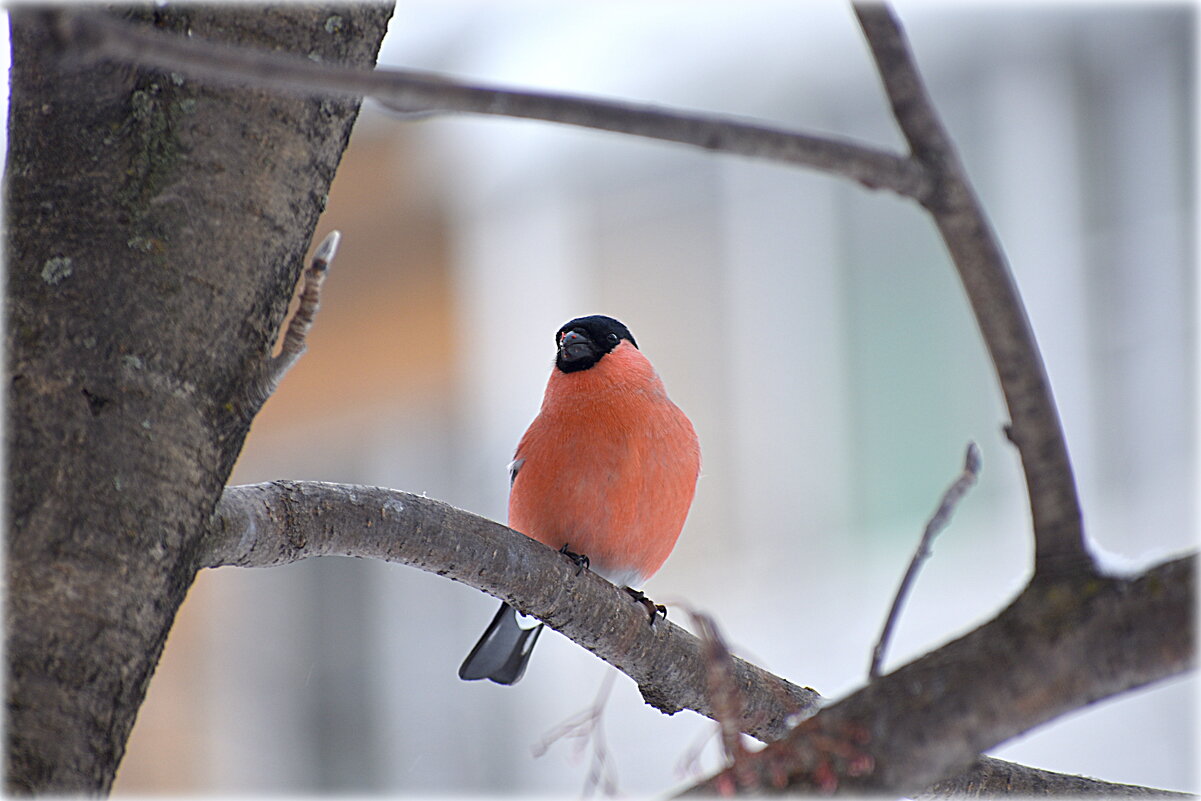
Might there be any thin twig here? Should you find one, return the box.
[273,231,339,370]
[59,9,930,200]
[869,443,982,679]
[533,670,620,797]
[852,4,1091,578]
[690,613,750,773]
[681,553,1194,796]
[236,231,339,420]
[674,727,719,784]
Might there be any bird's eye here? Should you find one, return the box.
[606,333,620,345]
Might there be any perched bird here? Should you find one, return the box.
[459,315,701,685]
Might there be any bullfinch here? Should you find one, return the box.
[459,315,701,685]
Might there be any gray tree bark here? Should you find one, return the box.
[4,5,391,792]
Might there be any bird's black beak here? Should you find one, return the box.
[558,330,595,363]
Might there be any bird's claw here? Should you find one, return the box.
[624,587,667,627]
[559,543,590,576]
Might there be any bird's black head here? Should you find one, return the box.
[555,315,638,373]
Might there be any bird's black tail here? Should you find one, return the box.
[458,601,544,684]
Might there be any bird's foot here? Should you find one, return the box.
[624,587,667,626]
[559,543,590,576]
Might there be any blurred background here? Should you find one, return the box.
[103,2,1194,795]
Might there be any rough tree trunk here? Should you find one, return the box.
[4,5,392,793]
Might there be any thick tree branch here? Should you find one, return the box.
[853,3,1090,578]
[210,482,1193,797]
[684,554,1194,795]
[207,481,821,742]
[59,8,929,199]
[920,755,1195,798]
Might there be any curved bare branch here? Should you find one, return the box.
[853,4,1091,578]
[682,554,1194,795]
[209,482,1193,797]
[207,481,821,742]
[60,8,929,199]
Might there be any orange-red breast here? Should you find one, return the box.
[459,315,701,684]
